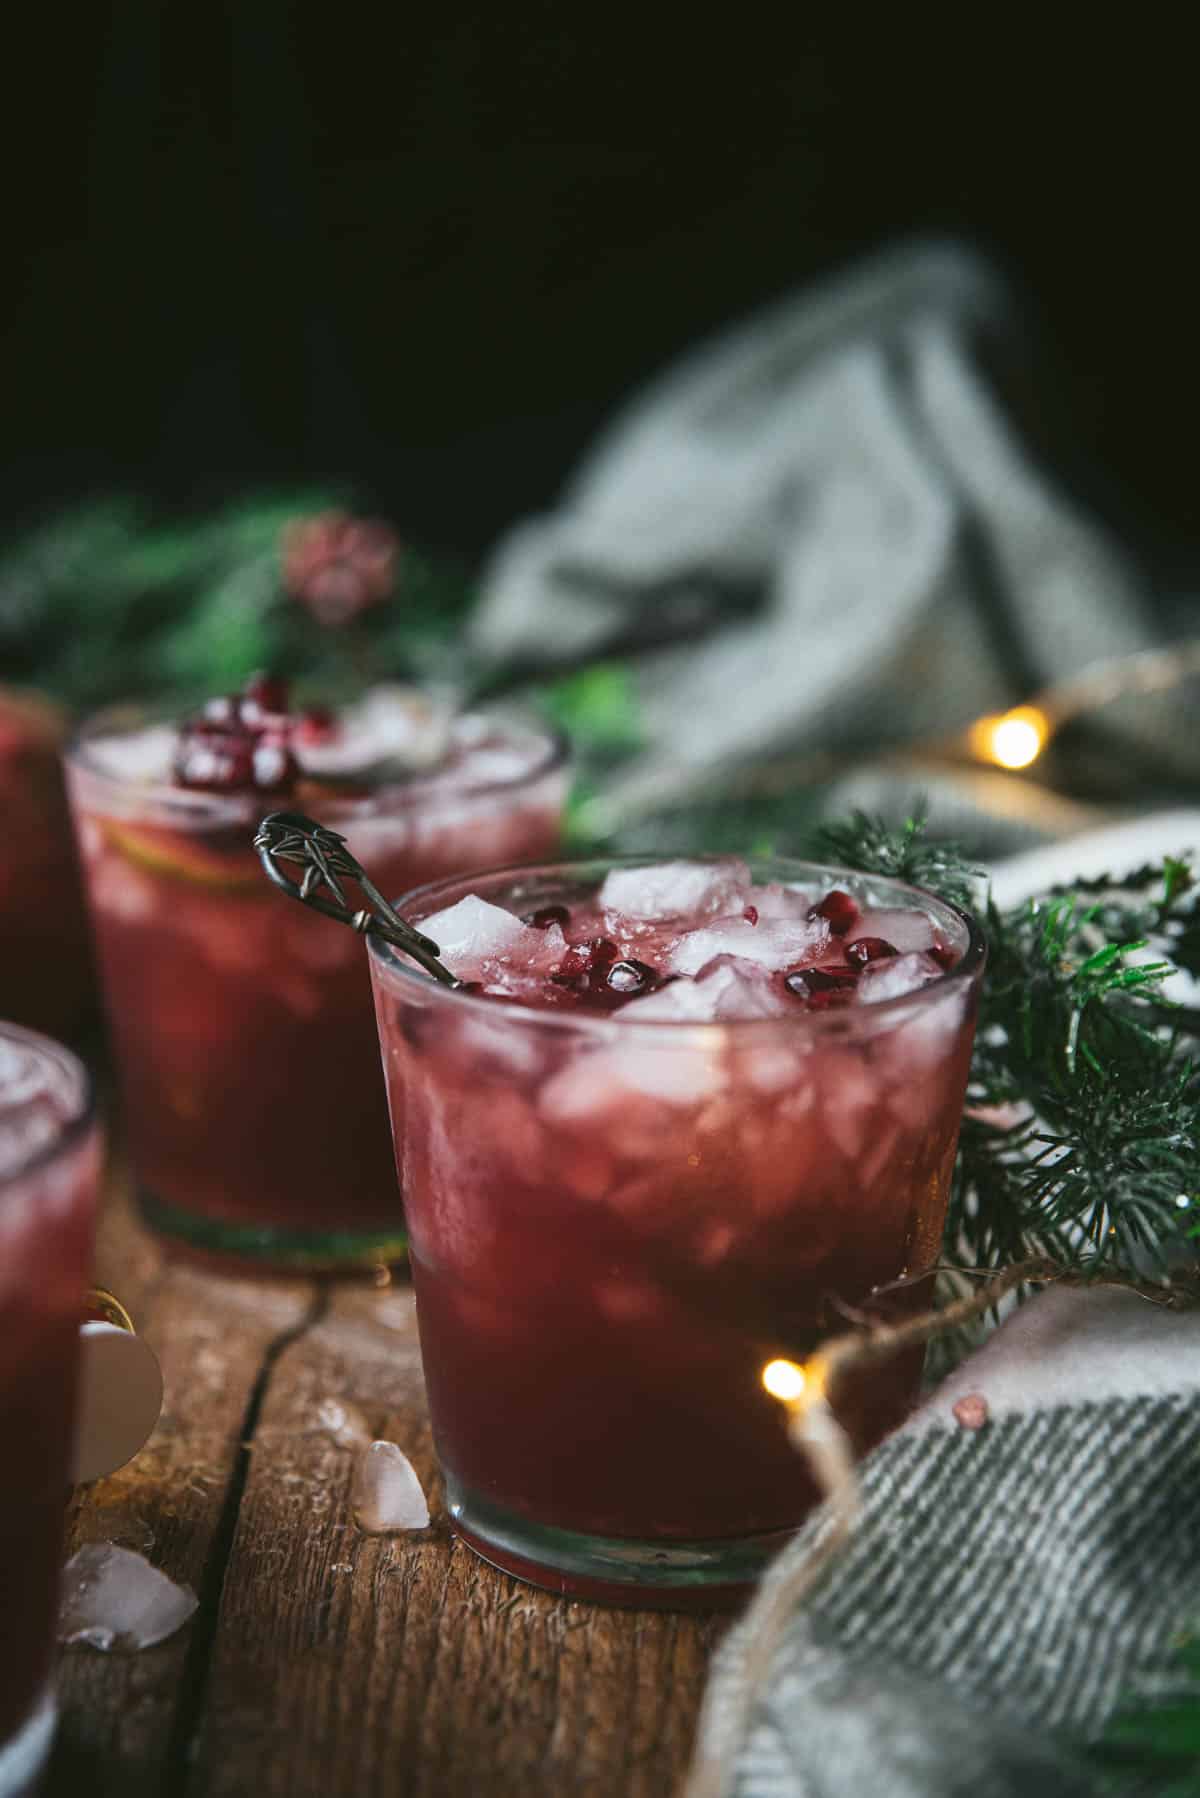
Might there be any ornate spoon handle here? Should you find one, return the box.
[253,810,460,987]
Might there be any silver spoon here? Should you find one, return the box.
[253,810,460,987]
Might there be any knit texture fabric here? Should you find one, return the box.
[697,1292,1200,1795]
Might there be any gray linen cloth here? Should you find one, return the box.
[472,241,1162,838]
[693,1288,1200,1798]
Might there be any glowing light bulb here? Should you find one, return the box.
[969,706,1048,770]
[762,1358,807,1402]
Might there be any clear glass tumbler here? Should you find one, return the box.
[368,857,985,1605]
[0,1022,101,1795]
[66,705,567,1270]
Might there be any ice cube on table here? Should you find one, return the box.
[599,860,750,921]
[417,894,536,979]
[852,907,938,954]
[667,916,829,976]
[353,1440,430,1533]
[58,1544,198,1651]
[856,951,945,1004]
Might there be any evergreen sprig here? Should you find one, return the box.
[0,493,476,710]
[823,806,1200,1283]
[1095,1632,1200,1794]
[814,800,983,912]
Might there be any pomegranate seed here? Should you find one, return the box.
[929,941,957,970]
[807,987,857,1010]
[784,967,857,997]
[743,904,759,925]
[587,937,620,966]
[845,936,898,968]
[296,703,338,745]
[202,695,241,726]
[251,735,299,794]
[524,904,570,931]
[550,948,590,986]
[607,959,657,996]
[173,725,257,792]
[808,889,859,936]
[242,671,291,718]
[173,705,299,795]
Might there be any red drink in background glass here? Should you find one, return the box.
[65,690,567,1269]
[0,1022,100,1793]
[0,689,94,1041]
[368,857,984,1605]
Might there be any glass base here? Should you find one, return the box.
[137,1188,408,1273]
[445,1472,795,1610]
[0,1691,54,1798]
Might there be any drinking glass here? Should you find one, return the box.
[0,1022,101,1795]
[66,705,567,1269]
[368,857,985,1604]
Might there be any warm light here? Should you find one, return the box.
[762,1358,808,1402]
[970,706,1048,771]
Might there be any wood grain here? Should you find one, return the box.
[48,1173,719,1797]
[191,1282,719,1797]
[48,1175,315,1797]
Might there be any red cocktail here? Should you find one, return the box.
[368,857,984,1604]
[0,1022,100,1793]
[0,688,94,1041]
[66,680,567,1268]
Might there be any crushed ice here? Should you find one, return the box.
[624,956,786,1022]
[418,894,537,979]
[598,860,749,921]
[58,1544,198,1651]
[852,907,937,954]
[666,916,828,977]
[856,952,944,1004]
[352,1440,430,1534]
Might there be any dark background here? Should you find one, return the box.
[4,11,1196,571]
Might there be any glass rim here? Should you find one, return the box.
[65,698,570,826]
[366,853,987,1038]
[0,1019,97,1193]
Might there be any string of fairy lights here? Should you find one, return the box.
[967,637,1200,772]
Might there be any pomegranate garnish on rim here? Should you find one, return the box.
[172,672,299,796]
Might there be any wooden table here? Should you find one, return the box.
[49,1175,719,1798]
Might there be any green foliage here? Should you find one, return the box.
[1095,1634,1200,1795]
[536,663,644,760]
[822,804,1200,1282]
[814,799,984,912]
[0,492,477,711]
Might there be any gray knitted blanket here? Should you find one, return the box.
[694,1291,1200,1797]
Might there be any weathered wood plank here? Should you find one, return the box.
[191,1282,718,1798]
[47,1175,316,1797]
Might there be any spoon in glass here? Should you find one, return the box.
[253,810,461,987]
